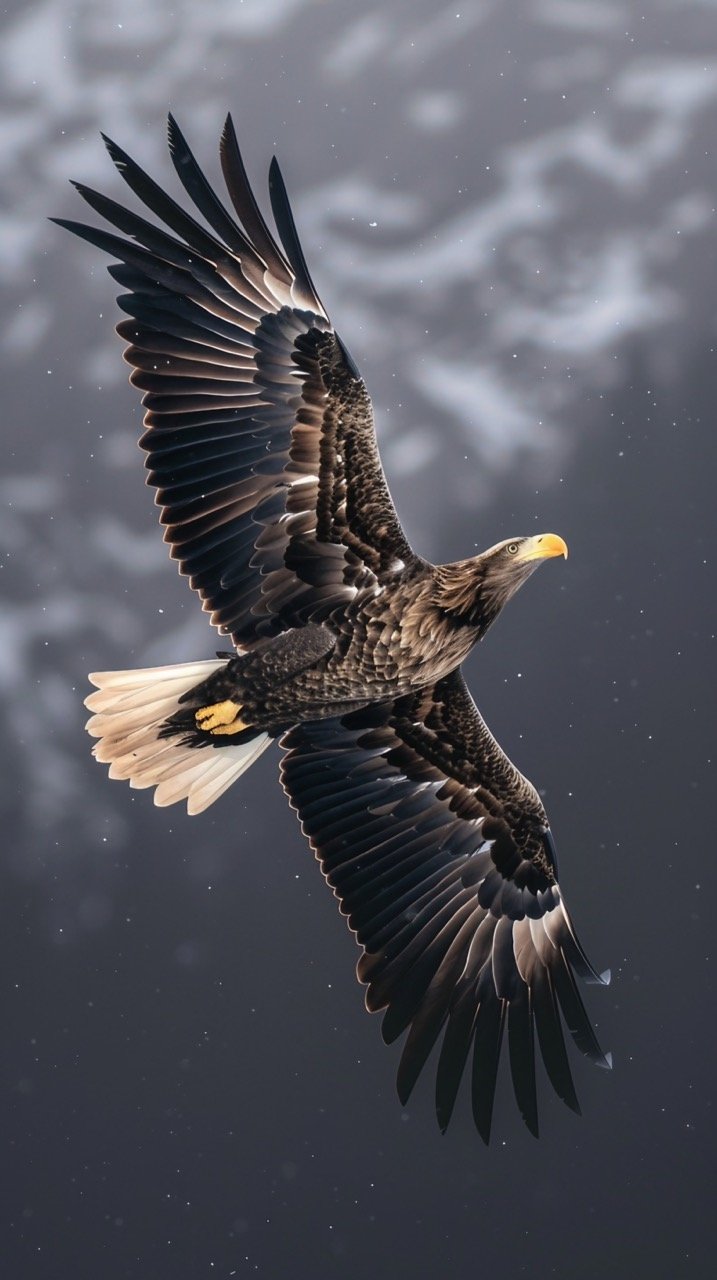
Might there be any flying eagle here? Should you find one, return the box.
[55,115,611,1142]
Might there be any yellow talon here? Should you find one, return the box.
[195,699,248,735]
[208,720,250,736]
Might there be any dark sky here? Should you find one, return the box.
[2,2,716,1277]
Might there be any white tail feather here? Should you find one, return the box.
[85,660,272,815]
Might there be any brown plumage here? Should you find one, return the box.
[56,115,611,1143]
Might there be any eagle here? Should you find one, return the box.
[54,115,611,1143]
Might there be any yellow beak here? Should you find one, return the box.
[514,532,568,562]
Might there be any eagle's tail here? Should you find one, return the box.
[84,660,273,815]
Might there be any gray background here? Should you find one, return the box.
[1,0,715,1276]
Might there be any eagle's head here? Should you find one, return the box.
[477,532,568,627]
[435,533,568,632]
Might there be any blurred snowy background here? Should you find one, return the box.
[1,2,715,1277]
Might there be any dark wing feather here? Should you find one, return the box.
[220,114,294,290]
[53,115,418,646]
[268,156,325,315]
[280,669,611,1143]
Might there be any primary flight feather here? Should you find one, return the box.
[55,114,611,1142]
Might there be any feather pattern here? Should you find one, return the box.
[281,669,611,1142]
[51,114,417,647]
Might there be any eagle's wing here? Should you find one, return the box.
[53,115,418,646]
[281,669,610,1142]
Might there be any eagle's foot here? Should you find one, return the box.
[195,699,248,735]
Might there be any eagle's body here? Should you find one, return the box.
[56,116,611,1143]
[178,564,484,732]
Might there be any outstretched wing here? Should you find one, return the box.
[53,115,418,646]
[281,669,610,1142]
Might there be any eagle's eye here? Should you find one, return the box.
[506,542,519,555]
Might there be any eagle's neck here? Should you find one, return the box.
[433,558,501,636]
